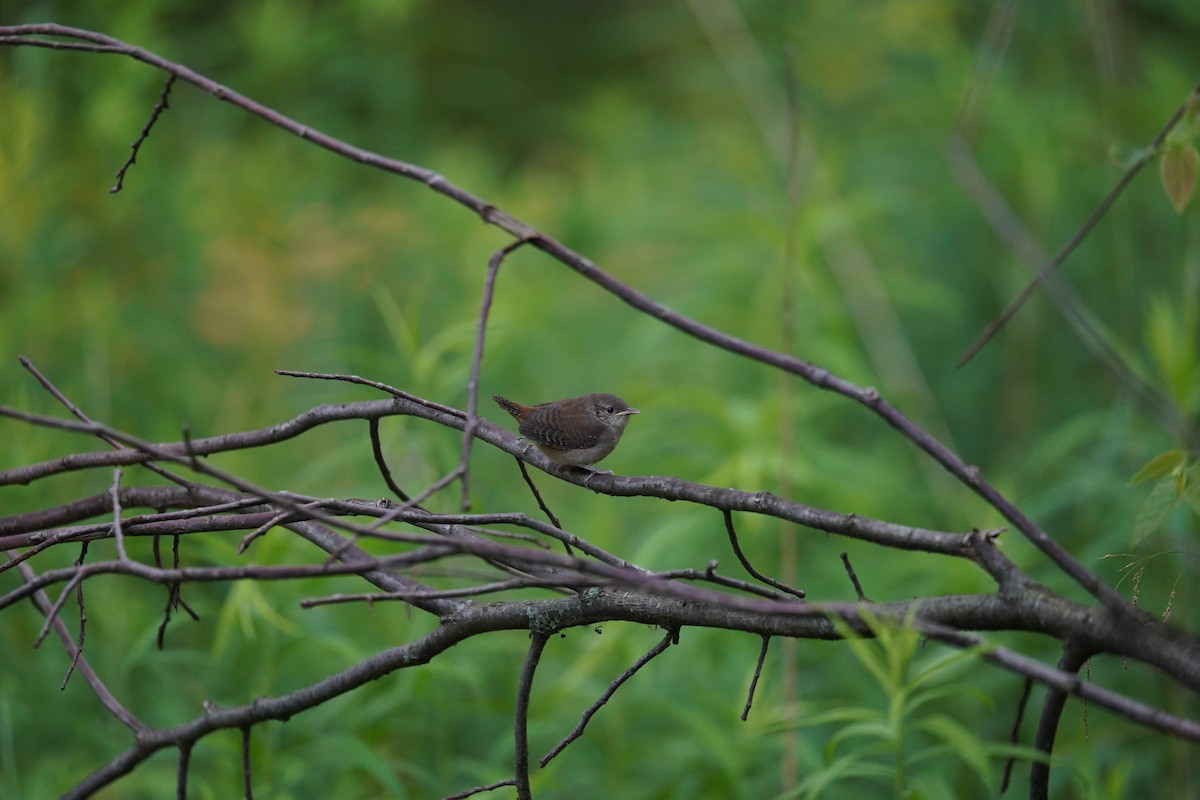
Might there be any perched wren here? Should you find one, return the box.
[491,392,639,470]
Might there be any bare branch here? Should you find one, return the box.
[510,456,570,554]
[60,548,87,689]
[957,81,1200,365]
[741,635,770,721]
[241,727,254,800]
[368,417,420,504]
[514,632,550,800]
[175,743,191,800]
[1000,677,1035,794]
[442,778,518,800]
[723,508,806,599]
[460,238,534,510]
[0,401,981,559]
[1028,643,1091,799]
[108,469,129,561]
[110,73,176,193]
[839,552,871,602]
[10,554,145,734]
[540,627,678,766]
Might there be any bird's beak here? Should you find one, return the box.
[619,408,640,416]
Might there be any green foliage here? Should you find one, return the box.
[3,1,1200,797]
[1159,94,1200,212]
[769,610,1047,800]
[1144,294,1200,412]
[1128,450,1200,547]
[1160,141,1199,212]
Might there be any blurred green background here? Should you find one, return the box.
[2,1,1199,798]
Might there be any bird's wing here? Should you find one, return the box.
[520,405,606,450]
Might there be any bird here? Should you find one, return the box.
[491,392,639,471]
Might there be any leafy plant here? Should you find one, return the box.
[771,610,1047,800]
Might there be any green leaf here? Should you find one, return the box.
[904,682,990,720]
[774,707,878,732]
[1131,478,1179,547]
[788,752,892,800]
[825,720,894,762]
[1184,93,1200,137]
[212,580,299,658]
[908,645,991,692]
[1183,463,1200,518]
[1142,297,1200,407]
[1129,450,1187,485]
[1160,142,1199,213]
[828,613,896,693]
[911,716,992,789]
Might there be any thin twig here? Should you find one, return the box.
[111,73,176,192]
[514,632,550,800]
[5,552,472,615]
[337,507,624,566]
[301,575,595,607]
[441,778,517,800]
[946,134,1187,443]
[33,571,84,648]
[722,509,805,599]
[61,544,88,689]
[460,237,533,510]
[958,82,1200,365]
[11,554,146,734]
[241,726,254,800]
[238,508,294,554]
[541,627,677,766]
[17,355,203,493]
[275,369,466,419]
[156,533,200,649]
[514,457,571,555]
[741,635,771,721]
[0,406,474,555]
[839,552,871,602]
[109,469,129,561]
[176,742,191,800]
[655,565,783,600]
[1000,677,1034,794]
[369,417,415,503]
[239,497,328,554]
[366,466,464,533]
[181,423,198,470]
[18,355,123,446]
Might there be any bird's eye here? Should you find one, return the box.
[605,406,615,414]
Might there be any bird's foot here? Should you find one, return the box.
[575,465,614,489]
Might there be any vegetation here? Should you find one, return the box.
[2,3,1199,798]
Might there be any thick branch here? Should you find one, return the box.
[61,589,1200,799]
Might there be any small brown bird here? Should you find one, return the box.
[492,392,639,470]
